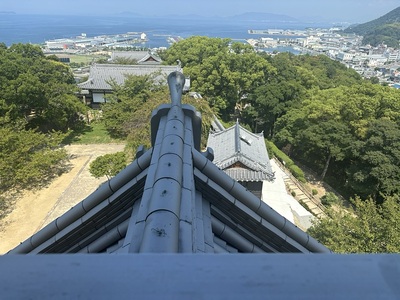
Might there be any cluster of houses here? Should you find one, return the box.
[248,27,400,86]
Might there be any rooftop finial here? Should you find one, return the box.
[167,71,186,106]
[176,59,182,72]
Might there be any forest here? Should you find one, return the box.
[1,38,399,252]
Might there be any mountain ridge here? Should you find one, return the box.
[344,6,400,47]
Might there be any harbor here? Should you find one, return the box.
[44,32,149,52]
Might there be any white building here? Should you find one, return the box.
[337,52,354,61]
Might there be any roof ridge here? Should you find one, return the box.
[10,71,329,255]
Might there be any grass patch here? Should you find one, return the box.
[65,122,125,144]
[68,54,108,64]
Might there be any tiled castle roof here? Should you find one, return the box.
[9,71,328,254]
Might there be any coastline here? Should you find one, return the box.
[1,13,334,47]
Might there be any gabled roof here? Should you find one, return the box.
[78,64,178,91]
[9,71,329,254]
[207,120,274,182]
[111,51,162,64]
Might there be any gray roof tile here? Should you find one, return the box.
[111,51,162,64]
[207,121,274,181]
[78,64,177,90]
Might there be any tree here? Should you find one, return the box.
[89,152,126,179]
[8,43,44,58]
[241,52,362,138]
[274,86,352,171]
[0,125,68,190]
[308,196,400,253]
[300,120,353,181]
[160,36,275,118]
[274,83,400,199]
[0,44,84,132]
[89,152,127,179]
[101,73,164,138]
[160,36,231,67]
[346,119,400,201]
[101,71,215,153]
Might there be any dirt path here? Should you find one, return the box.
[0,144,125,254]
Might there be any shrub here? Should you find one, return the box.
[266,141,294,166]
[299,200,310,212]
[321,192,339,206]
[89,152,127,179]
[288,165,306,183]
[266,140,306,182]
[312,189,318,196]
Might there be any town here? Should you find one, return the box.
[43,27,400,88]
[247,28,400,87]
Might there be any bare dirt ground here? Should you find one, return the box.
[0,144,125,254]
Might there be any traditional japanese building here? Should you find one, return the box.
[207,120,274,198]
[78,64,186,107]
[110,51,162,64]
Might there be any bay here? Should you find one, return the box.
[0,14,332,48]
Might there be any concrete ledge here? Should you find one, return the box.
[0,254,399,299]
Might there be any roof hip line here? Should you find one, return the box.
[235,120,241,153]
[138,72,187,253]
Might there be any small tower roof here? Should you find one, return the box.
[207,120,274,182]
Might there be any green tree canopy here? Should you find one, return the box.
[346,119,400,201]
[101,72,215,154]
[308,196,400,253]
[0,43,84,216]
[274,83,400,199]
[0,43,86,132]
[0,125,67,190]
[241,53,362,138]
[101,73,165,139]
[160,36,275,117]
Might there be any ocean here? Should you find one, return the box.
[0,14,332,48]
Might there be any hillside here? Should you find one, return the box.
[344,6,400,47]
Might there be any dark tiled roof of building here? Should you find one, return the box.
[110,51,162,64]
[78,64,178,91]
[207,121,274,182]
[9,71,328,254]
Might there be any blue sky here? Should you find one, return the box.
[1,0,399,23]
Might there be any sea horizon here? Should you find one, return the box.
[0,13,335,48]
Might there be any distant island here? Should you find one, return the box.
[0,11,16,15]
